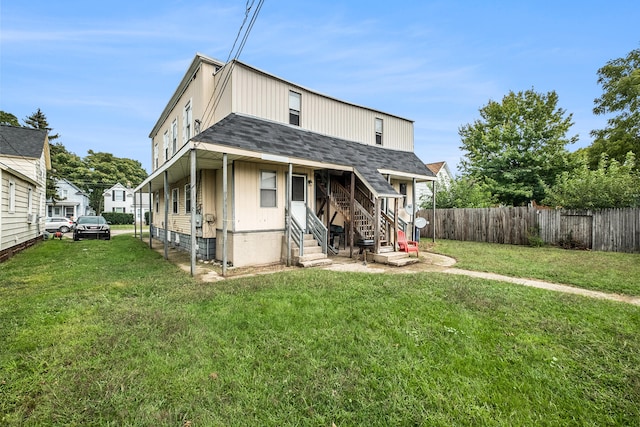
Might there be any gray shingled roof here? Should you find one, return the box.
[0,125,48,159]
[194,113,434,197]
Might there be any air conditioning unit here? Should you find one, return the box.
[26,213,34,224]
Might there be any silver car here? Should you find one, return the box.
[45,216,75,233]
[73,216,111,240]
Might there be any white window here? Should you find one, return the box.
[8,180,16,213]
[113,190,126,202]
[154,143,159,169]
[172,188,179,214]
[172,119,178,154]
[289,91,301,126]
[113,207,125,213]
[61,189,68,199]
[260,171,277,208]
[163,131,169,162]
[184,184,191,213]
[183,101,192,142]
[375,118,383,145]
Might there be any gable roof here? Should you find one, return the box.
[426,161,445,175]
[0,125,49,159]
[194,113,434,197]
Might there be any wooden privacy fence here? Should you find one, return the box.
[416,207,640,253]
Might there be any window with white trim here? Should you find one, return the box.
[375,118,383,145]
[184,184,191,213]
[113,190,126,202]
[8,180,15,213]
[113,207,125,213]
[172,188,179,214]
[154,143,159,169]
[260,171,277,208]
[172,119,178,154]
[163,131,169,162]
[183,101,192,142]
[289,91,301,126]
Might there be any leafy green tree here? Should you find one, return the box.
[0,111,20,126]
[459,89,578,206]
[544,152,640,208]
[83,151,147,213]
[588,48,640,170]
[420,177,494,209]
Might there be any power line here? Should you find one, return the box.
[200,0,265,127]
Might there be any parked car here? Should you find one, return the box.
[45,216,75,233]
[73,215,111,240]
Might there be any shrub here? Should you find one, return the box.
[102,212,134,225]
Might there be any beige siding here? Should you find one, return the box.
[0,171,40,251]
[231,64,414,151]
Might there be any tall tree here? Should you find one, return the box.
[24,108,60,142]
[0,111,20,126]
[588,48,640,170]
[459,89,578,206]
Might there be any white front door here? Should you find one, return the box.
[291,174,307,230]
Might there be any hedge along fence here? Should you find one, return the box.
[101,212,135,225]
[417,207,640,253]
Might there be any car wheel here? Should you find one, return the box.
[73,233,79,241]
[60,226,70,233]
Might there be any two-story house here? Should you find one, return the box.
[135,53,435,273]
[47,178,91,219]
[0,125,50,261]
[103,183,151,223]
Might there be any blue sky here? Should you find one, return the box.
[1,0,638,174]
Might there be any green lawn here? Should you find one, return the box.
[1,236,639,425]
[428,239,640,296]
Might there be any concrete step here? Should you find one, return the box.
[292,245,323,257]
[299,258,333,268]
[295,252,328,263]
[373,251,414,263]
[386,257,420,267]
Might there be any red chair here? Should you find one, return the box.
[397,230,419,256]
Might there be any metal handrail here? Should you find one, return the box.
[290,211,305,256]
[306,205,328,254]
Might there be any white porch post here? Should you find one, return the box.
[133,190,137,238]
[432,180,436,243]
[190,148,197,277]
[148,183,152,247]
[412,178,417,242]
[286,163,292,267]
[222,153,228,276]
[164,170,169,260]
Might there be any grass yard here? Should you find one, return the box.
[1,236,639,426]
[428,239,640,296]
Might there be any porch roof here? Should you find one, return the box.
[193,113,435,198]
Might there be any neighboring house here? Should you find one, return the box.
[0,125,50,261]
[416,161,454,206]
[47,178,91,219]
[135,53,436,271]
[103,183,151,223]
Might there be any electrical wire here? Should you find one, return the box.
[200,0,265,127]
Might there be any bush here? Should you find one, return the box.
[101,212,134,225]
